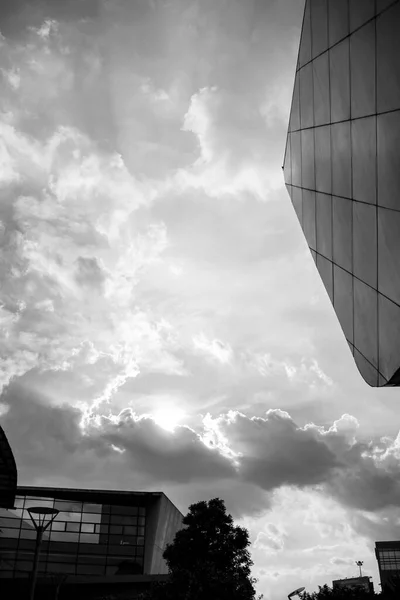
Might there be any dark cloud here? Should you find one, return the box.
[95,408,236,483]
[0,0,100,39]
[3,382,400,520]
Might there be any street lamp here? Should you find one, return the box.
[27,506,59,600]
[288,586,305,600]
[356,560,364,578]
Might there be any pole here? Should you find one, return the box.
[29,526,43,600]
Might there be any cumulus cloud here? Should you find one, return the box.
[175,86,283,200]
[192,333,233,365]
[4,384,400,521]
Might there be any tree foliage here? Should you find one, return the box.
[139,497,262,600]
[300,583,373,600]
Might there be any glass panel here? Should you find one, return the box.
[350,22,376,118]
[292,187,303,225]
[14,560,33,573]
[290,75,300,132]
[120,513,139,522]
[354,348,378,386]
[315,125,331,194]
[330,39,350,123]
[377,111,400,211]
[283,135,292,185]
[291,131,302,187]
[300,63,314,129]
[311,0,328,58]
[138,527,145,536]
[0,516,21,528]
[110,525,124,535]
[19,528,36,540]
[80,533,99,544]
[0,527,20,538]
[66,522,80,533]
[137,536,145,546]
[81,523,95,533]
[313,53,330,126]
[332,196,352,272]
[139,508,146,516]
[49,531,80,543]
[333,265,354,343]
[352,116,376,205]
[24,498,54,509]
[299,0,312,68]
[123,526,138,535]
[331,121,351,199]
[353,202,377,288]
[54,500,82,513]
[303,190,317,250]
[301,129,315,189]
[316,193,332,259]
[81,512,101,524]
[329,0,349,46]
[82,503,102,514]
[317,254,333,302]
[353,278,378,368]
[349,0,375,32]
[51,521,66,532]
[378,207,400,306]
[46,563,76,574]
[377,3,400,113]
[376,0,398,12]
[379,295,400,383]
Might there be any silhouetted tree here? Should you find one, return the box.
[139,497,262,600]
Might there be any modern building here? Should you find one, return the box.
[283,0,400,386]
[0,424,17,509]
[0,485,184,599]
[375,541,400,593]
[332,575,374,594]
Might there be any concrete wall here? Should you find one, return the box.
[143,494,184,575]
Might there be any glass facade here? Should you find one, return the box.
[376,542,400,592]
[0,493,146,579]
[283,0,400,387]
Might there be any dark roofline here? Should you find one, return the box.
[17,486,184,516]
[376,541,400,548]
[18,485,163,497]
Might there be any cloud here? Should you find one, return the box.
[175,86,283,200]
[254,524,286,553]
[5,381,400,522]
[0,31,184,402]
[192,333,233,365]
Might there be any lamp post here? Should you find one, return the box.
[356,560,364,578]
[288,586,305,600]
[27,506,59,600]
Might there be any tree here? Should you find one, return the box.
[139,497,262,600]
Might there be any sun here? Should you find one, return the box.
[152,407,185,432]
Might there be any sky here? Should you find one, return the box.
[0,0,400,598]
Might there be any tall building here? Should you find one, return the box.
[375,541,400,593]
[0,486,184,599]
[0,424,17,509]
[283,0,400,386]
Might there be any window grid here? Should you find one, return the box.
[284,0,400,386]
[1,495,147,578]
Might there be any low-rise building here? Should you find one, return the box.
[0,485,184,599]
